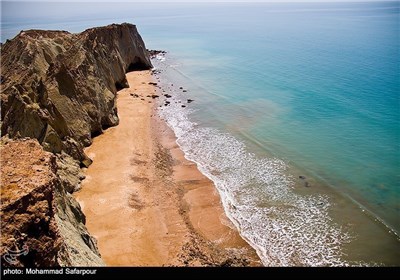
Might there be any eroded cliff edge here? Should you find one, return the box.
[1,23,152,166]
[1,139,103,266]
[0,23,152,266]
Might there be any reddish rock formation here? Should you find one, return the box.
[1,139,61,266]
[0,139,103,267]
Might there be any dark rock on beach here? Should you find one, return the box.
[148,49,166,59]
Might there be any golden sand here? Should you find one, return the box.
[74,70,260,266]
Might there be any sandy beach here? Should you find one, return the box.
[74,70,260,266]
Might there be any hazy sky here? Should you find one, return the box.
[1,0,393,2]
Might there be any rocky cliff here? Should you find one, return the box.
[1,23,152,166]
[0,23,152,266]
[0,139,103,266]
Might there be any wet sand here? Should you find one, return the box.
[74,70,261,266]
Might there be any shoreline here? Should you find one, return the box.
[74,70,261,266]
[151,57,400,266]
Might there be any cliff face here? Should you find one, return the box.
[0,23,152,266]
[1,23,152,166]
[0,139,104,266]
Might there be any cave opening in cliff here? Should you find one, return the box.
[115,81,126,91]
[126,57,150,72]
[91,129,103,138]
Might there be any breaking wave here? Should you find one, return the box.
[154,56,350,266]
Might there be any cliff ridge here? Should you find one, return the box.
[0,23,152,266]
[1,23,152,166]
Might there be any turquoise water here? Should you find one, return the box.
[2,1,399,266]
[147,2,400,233]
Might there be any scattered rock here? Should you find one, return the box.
[187,99,194,103]
[299,175,306,180]
[164,94,172,98]
[148,49,166,59]
[178,235,251,267]
[181,105,186,108]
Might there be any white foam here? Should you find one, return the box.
[154,57,351,266]
[156,54,166,61]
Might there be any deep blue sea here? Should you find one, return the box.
[2,1,399,266]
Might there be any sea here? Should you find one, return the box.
[2,1,399,266]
